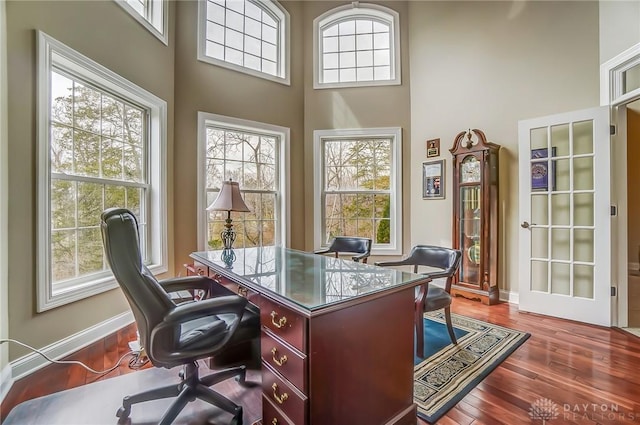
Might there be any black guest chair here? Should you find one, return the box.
[314,236,372,263]
[376,245,462,358]
[100,208,260,425]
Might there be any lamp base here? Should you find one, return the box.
[221,248,236,268]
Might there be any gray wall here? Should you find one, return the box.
[5,0,176,360]
[301,1,412,253]
[600,0,640,64]
[172,0,305,268]
[1,0,9,375]
[408,1,601,294]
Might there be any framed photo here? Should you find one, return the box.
[426,138,440,158]
[423,160,445,199]
[531,148,556,191]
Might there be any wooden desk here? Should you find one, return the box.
[191,247,428,425]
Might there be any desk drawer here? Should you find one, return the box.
[261,329,307,393]
[263,395,295,425]
[210,273,259,305]
[262,363,307,425]
[260,297,307,353]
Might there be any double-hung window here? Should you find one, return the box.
[313,3,400,89]
[115,0,168,44]
[314,128,402,255]
[197,112,289,251]
[198,0,290,85]
[37,32,167,311]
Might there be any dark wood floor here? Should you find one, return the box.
[2,297,640,424]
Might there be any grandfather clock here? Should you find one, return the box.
[450,129,500,305]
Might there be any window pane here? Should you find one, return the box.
[51,124,73,174]
[74,83,101,134]
[77,182,102,227]
[77,228,104,276]
[202,0,286,80]
[105,185,126,210]
[51,72,73,125]
[51,179,76,229]
[74,130,100,177]
[102,138,123,179]
[51,230,76,282]
[102,96,124,140]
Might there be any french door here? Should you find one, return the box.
[518,106,612,326]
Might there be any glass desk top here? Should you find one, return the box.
[190,247,427,312]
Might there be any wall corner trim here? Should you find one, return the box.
[9,311,134,381]
[499,290,519,305]
[0,363,13,405]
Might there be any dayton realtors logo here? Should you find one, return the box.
[529,398,559,424]
[529,399,639,423]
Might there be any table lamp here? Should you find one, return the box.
[206,179,250,250]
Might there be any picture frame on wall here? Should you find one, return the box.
[423,160,445,199]
[531,147,556,191]
[426,138,440,157]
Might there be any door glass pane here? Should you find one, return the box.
[573,120,593,155]
[531,227,548,259]
[530,127,547,150]
[623,62,640,95]
[531,260,548,292]
[551,124,569,156]
[551,193,570,225]
[574,229,594,263]
[551,228,570,261]
[573,157,593,190]
[574,193,594,226]
[531,194,548,225]
[554,158,569,191]
[574,264,594,299]
[551,262,570,295]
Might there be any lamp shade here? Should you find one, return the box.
[206,180,251,212]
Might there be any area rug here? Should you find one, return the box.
[414,311,530,423]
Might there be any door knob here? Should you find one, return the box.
[521,221,530,229]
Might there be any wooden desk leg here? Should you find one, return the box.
[414,284,428,358]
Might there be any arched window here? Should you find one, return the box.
[314,3,400,89]
[198,0,290,85]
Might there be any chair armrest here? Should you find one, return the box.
[162,295,248,325]
[375,259,412,267]
[158,275,213,293]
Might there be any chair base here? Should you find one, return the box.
[116,362,248,425]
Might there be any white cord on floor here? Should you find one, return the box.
[0,338,136,375]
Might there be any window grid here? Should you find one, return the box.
[321,138,392,244]
[205,125,279,250]
[49,68,149,286]
[205,0,280,77]
[321,18,391,84]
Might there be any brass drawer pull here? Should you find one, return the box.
[270,311,287,329]
[271,347,288,366]
[238,286,248,297]
[271,419,278,425]
[272,382,288,404]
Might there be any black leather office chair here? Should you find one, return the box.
[314,236,372,263]
[100,208,259,425]
[376,245,462,357]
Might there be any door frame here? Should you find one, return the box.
[600,42,640,328]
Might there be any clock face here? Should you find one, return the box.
[461,156,480,183]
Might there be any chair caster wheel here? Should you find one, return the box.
[116,406,130,419]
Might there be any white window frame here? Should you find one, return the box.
[313,127,402,255]
[197,0,290,85]
[197,112,290,250]
[313,2,401,89]
[37,31,168,312]
[115,0,168,45]
[600,42,640,107]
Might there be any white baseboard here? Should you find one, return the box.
[0,362,13,405]
[499,290,519,305]
[10,311,134,381]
